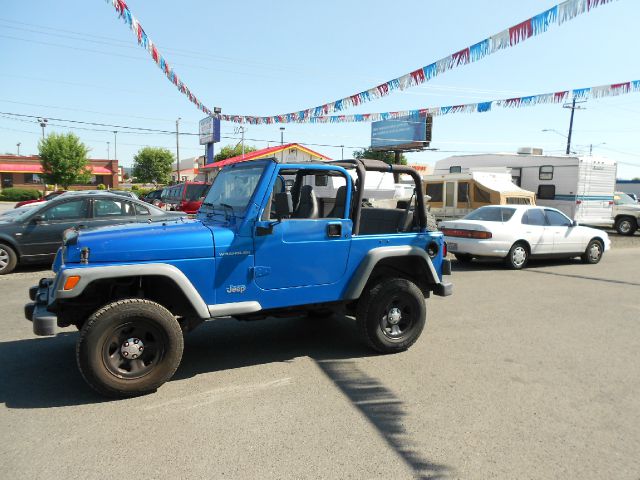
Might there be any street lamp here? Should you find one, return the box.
[16,142,21,156]
[280,127,285,146]
[37,118,48,140]
[176,117,181,182]
[113,131,118,161]
[541,128,567,139]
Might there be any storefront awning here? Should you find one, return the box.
[0,163,113,175]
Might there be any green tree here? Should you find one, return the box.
[132,147,174,184]
[38,133,91,188]
[353,147,408,165]
[214,144,257,162]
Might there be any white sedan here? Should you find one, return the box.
[440,205,611,269]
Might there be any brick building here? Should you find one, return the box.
[0,155,119,190]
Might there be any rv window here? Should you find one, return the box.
[537,184,555,200]
[473,185,491,203]
[457,182,469,203]
[506,197,531,205]
[449,166,462,173]
[315,174,328,187]
[539,165,554,180]
[521,209,546,226]
[425,183,443,202]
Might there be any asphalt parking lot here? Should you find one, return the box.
[1,230,639,479]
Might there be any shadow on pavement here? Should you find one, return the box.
[450,256,586,272]
[0,314,452,477]
[317,359,452,480]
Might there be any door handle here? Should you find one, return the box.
[327,223,342,237]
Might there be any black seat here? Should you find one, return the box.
[293,185,319,219]
[326,186,347,218]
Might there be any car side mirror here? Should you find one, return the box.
[274,192,293,220]
[572,220,579,227]
[32,214,45,223]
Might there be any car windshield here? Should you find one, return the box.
[464,206,516,222]
[202,163,265,212]
[185,184,209,201]
[614,192,637,205]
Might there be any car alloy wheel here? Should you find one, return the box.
[618,219,632,234]
[0,247,8,270]
[587,242,602,262]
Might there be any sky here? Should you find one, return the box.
[0,0,639,178]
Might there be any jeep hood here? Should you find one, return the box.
[66,219,214,263]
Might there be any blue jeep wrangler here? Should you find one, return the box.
[25,158,452,397]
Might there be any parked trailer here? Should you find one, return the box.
[424,169,536,222]
[434,152,617,226]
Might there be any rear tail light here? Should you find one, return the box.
[608,201,614,205]
[576,200,582,205]
[441,228,492,239]
[443,242,447,257]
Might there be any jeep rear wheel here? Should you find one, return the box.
[356,278,426,354]
[76,299,183,398]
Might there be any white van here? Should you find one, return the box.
[434,151,617,227]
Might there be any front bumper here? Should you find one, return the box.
[24,277,58,336]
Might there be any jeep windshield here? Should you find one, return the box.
[202,162,265,214]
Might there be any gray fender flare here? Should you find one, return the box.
[54,263,211,318]
[344,246,441,300]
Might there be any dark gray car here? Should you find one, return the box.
[0,193,184,274]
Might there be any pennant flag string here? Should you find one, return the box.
[105,0,619,124]
[303,80,640,124]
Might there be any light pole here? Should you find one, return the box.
[107,141,110,160]
[542,128,575,154]
[37,118,48,140]
[589,142,606,155]
[176,117,181,183]
[341,145,344,161]
[280,127,285,146]
[16,142,21,156]
[113,131,118,161]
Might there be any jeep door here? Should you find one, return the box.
[253,166,352,290]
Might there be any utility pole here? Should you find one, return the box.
[16,142,21,156]
[563,97,586,155]
[176,117,181,183]
[113,131,118,161]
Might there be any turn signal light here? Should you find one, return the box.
[441,228,492,239]
[63,276,81,291]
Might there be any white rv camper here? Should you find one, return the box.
[434,150,617,226]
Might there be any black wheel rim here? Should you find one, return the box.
[101,319,166,380]
[379,294,417,340]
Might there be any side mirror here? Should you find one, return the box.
[572,220,579,227]
[32,214,45,223]
[274,192,293,219]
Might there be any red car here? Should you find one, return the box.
[14,190,67,208]
[162,182,210,214]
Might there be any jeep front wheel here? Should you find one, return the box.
[356,278,426,354]
[76,299,184,398]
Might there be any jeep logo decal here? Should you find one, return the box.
[226,284,246,294]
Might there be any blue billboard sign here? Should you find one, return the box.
[371,115,431,150]
[199,116,221,145]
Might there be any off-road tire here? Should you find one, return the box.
[454,253,473,264]
[614,216,637,236]
[504,242,529,270]
[0,243,18,275]
[581,239,604,264]
[76,299,183,398]
[356,278,426,354]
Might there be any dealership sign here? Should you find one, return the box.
[371,115,432,151]
[199,116,221,145]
